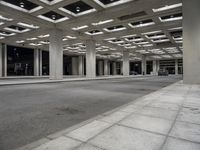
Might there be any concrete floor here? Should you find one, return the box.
[0,76,181,150]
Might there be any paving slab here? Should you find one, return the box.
[89,125,165,150]
[136,106,178,120]
[32,136,81,150]
[66,120,111,142]
[162,137,200,150]
[119,113,173,135]
[170,121,200,143]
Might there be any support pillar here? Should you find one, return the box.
[175,59,178,75]
[183,0,200,84]
[78,55,84,76]
[123,51,129,76]
[112,62,117,75]
[86,39,96,78]
[34,49,40,76]
[49,29,63,80]
[108,61,110,75]
[153,60,157,75]
[98,61,103,76]
[142,55,146,75]
[0,43,2,77]
[72,57,78,75]
[104,59,108,76]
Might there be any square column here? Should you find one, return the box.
[34,49,40,76]
[152,60,157,75]
[183,0,200,84]
[112,62,117,75]
[86,39,96,78]
[72,57,78,75]
[123,51,129,76]
[98,60,103,76]
[78,55,84,76]
[0,43,2,77]
[49,29,63,80]
[175,59,178,75]
[107,61,110,75]
[104,59,108,76]
[142,55,146,75]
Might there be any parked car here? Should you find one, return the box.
[158,69,169,76]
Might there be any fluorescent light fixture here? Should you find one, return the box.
[4,27,30,33]
[104,37,116,41]
[168,27,183,31]
[27,37,38,41]
[125,38,144,42]
[63,38,68,41]
[85,31,103,35]
[29,43,42,46]
[39,41,49,44]
[135,41,149,45]
[125,46,137,49]
[121,34,137,38]
[91,19,113,26]
[0,15,13,21]
[17,22,39,29]
[128,22,155,28]
[136,50,150,54]
[0,36,5,39]
[0,22,4,25]
[153,3,182,12]
[38,34,49,38]
[0,32,15,36]
[142,30,162,35]
[108,40,124,44]
[175,40,183,43]
[16,40,25,43]
[38,15,69,23]
[152,39,170,43]
[66,36,77,39]
[72,25,88,31]
[146,34,166,39]
[59,7,96,17]
[162,55,172,58]
[94,0,132,8]
[103,26,126,32]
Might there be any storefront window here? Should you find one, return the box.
[7,46,34,76]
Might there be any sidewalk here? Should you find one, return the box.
[0,75,147,86]
[16,81,200,150]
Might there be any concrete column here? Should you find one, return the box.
[108,61,110,75]
[49,29,63,80]
[123,51,129,76]
[86,39,96,78]
[98,61,103,76]
[34,49,40,76]
[78,55,84,76]
[153,60,157,75]
[142,55,146,75]
[104,59,108,75]
[39,50,42,76]
[157,60,160,72]
[0,43,2,77]
[112,62,117,75]
[175,59,178,75]
[72,57,78,75]
[183,0,200,84]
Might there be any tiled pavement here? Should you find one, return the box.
[17,81,200,150]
